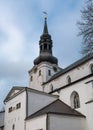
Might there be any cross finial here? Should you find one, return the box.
[43,11,47,19]
[43,12,48,34]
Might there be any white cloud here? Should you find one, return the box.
[36,0,55,12]
[0,2,25,62]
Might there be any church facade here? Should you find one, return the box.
[1,17,93,130]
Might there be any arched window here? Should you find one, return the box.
[70,91,80,109]
[30,76,33,81]
[50,84,53,92]
[53,66,57,72]
[40,45,42,51]
[44,44,47,50]
[39,70,41,76]
[49,45,51,50]
[67,76,71,84]
[48,70,51,76]
[90,64,93,73]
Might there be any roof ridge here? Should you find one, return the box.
[49,73,93,94]
[26,99,85,120]
[4,87,26,102]
[26,87,58,98]
[43,54,93,84]
[57,100,85,116]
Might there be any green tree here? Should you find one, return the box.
[78,0,93,55]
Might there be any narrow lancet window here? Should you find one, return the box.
[67,76,71,84]
[70,91,80,109]
[90,64,93,73]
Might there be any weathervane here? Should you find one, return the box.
[43,11,47,19]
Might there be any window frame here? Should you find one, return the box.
[30,76,33,81]
[16,102,21,109]
[39,70,41,76]
[48,70,51,76]
[90,64,93,73]
[67,76,71,84]
[70,91,80,109]
[8,107,12,113]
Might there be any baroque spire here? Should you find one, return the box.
[34,16,58,65]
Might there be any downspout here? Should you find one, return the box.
[24,87,28,130]
[24,120,26,130]
[46,114,50,130]
[26,87,28,117]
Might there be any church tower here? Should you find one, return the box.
[28,17,61,92]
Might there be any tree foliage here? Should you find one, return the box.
[78,0,93,55]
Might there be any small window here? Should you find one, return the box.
[34,67,37,73]
[40,45,42,50]
[90,64,93,73]
[8,107,12,113]
[12,124,15,130]
[44,44,47,50]
[50,84,53,91]
[49,45,51,50]
[92,81,93,88]
[70,91,80,109]
[39,70,41,76]
[16,103,21,109]
[48,70,51,76]
[67,76,71,84]
[30,76,33,81]
[53,66,57,72]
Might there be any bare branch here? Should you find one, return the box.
[77,0,93,55]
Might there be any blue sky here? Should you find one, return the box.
[0,0,85,110]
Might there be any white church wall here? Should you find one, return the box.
[58,77,93,130]
[85,81,93,101]
[59,80,87,107]
[27,90,58,116]
[59,77,93,110]
[49,114,88,130]
[44,59,93,93]
[85,102,93,130]
[26,115,46,130]
[4,91,26,130]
